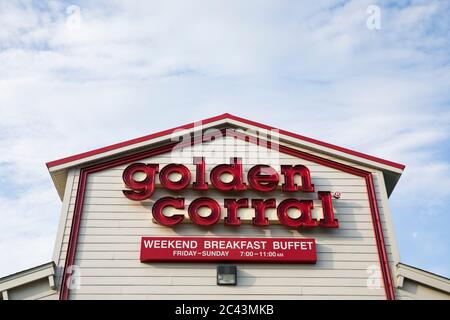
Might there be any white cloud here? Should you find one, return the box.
[0,0,449,277]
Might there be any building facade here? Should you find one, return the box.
[1,114,449,300]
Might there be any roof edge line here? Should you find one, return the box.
[46,113,405,171]
[46,113,230,169]
[225,114,405,170]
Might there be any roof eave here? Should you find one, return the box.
[46,113,405,199]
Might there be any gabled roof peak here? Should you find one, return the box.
[46,113,405,199]
[47,113,405,171]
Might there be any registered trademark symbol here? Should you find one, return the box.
[333,192,341,199]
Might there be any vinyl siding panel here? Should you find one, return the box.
[55,135,399,299]
[70,294,385,300]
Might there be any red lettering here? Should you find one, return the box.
[281,165,314,192]
[159,164,191,190]
[193,157,208,190]
[277,199,317,227]
[224,198,249,226]
[152,197,185,226]
[188,197,221,226]
[252,199,275,226]
[247,165,279,192]
[122,163,159,200]
[210,157,247,191]
[318,192,339,228]
[123,159,339,230]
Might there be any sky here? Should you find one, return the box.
[0,0,449,279]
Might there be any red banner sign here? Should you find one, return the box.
[140,237,317,263]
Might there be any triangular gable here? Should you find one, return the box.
[58,129,396,300]
[46,114,405,199]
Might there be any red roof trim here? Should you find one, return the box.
[59,130,396,299]
[224,114,405,170]
[46,113,405,170]
[46,114,226,168]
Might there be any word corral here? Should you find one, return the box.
[122,157,339,228]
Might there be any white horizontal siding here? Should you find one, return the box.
[36,292,59,300]
[69,285,384,296]
[78,276,374,287]
[70,294,385,300]
[54,135,399,300]
[71,267,378,278]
